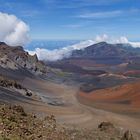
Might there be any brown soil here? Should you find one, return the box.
[78,80,140,126]
[1,76,140,135]
[1,104,137,140]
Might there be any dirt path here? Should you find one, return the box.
[13,78,140,132]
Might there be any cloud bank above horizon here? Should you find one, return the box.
[27,34,140,61]
[0,12,140,62]
[0,12,29,46]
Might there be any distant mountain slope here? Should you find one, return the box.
[47,42,140,76]
[46,41,140,93]
[71,42,140,58]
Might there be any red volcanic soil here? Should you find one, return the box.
[78,81,140,115]
[68,59,106,67]
[123,70,140,77]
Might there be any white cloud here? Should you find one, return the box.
[63,23,85,28]
[42,0,125,9]
[27,39,95,61]
[102,35,140,48]
[27,34,140,61]
[0,12,29,46]
[77,9,139,19]
[128,42,140,48]
[95,34,109,42]
[115,36,129,44]
[78,10,122,19]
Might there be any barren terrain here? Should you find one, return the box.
[1,76,140,135]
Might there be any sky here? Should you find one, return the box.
[0,0,140,61]
[0,0,140,41]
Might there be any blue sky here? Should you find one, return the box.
[0,0,140,40]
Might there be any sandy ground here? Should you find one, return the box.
[22,78,140,132]
[1,77,140,133]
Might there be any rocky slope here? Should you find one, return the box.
[0,42,47,75]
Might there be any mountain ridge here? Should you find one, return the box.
[71,42,140,58]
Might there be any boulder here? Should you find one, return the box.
[121,131,135,140]
[98,122,114,131]
[26,90,32,97]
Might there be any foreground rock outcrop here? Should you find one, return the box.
[0,76,34,98]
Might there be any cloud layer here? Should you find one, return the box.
[27,34,140,61]
[27,40,95,61]
[0,12,29,46]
